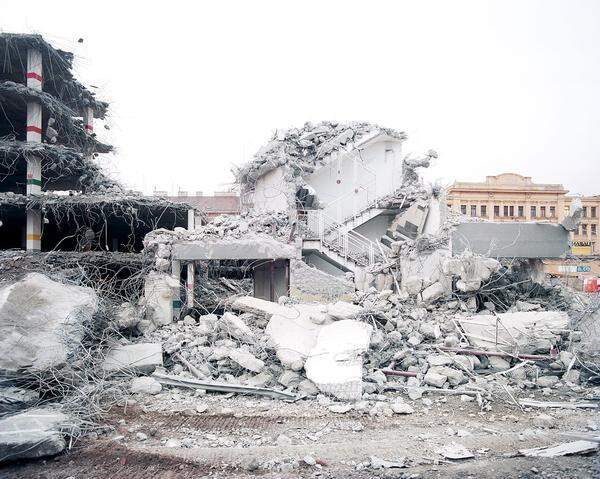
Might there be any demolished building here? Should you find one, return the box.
[0,33,189,253]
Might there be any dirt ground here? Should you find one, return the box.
[2,392,600,479]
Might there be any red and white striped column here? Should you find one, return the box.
[83,106,93,135]
[26,48,43,251]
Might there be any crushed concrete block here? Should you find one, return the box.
[0,408,74,462]
[426,354,454,367]
[0,273,98,373]
[278,370,301,388]
[562,370,580,383]
[115,302,139,330]
[103,343,163,374]
[391,400,415,414]
[298,379,319,396]
[420,282,446,303]
[265,308,327,370]
[231,296,290,318]
[130,376,162,395]
[429,366,466,386]
[245,371,272,388]
[403,276,424,296]
[424,371,447,388]
[326,301,364,320]
[220,312,254,341]
[143,271,179,328]
[420,323,442,340]
[560,197,583,231]
[228,349,265,373]
[182,315,196,326]
[533,413,557,429]
[488,356,511,370]
[536,376,559,388]
[304,320,372,401]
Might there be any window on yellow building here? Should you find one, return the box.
[592,224,597,236]
[470,205,477,217]
[583,206,588,218]
[549,206,556,217]
[540,206,546,217]
[531,206,537,217]
[518,206,524,217]
[582,224,588,236]
[504,205,509,216]
[481,205,487,217]
[592,207,597,218]
[460,205,467,215]
[494,205,500,217]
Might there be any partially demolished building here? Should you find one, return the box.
[0,33,188,253]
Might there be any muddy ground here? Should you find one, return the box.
[2,391,599,479]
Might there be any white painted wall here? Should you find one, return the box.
[305,138,403,223]
[251,166,294,213]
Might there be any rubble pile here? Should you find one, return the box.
[234,121,407,188]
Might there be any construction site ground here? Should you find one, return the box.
[3,393,599,479]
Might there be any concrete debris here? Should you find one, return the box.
[0,408,75,462]
[0,273,98,373]
[456,311,569,354]
[152,371,296,400]
[102,343,163,374]
[437,442,475,460]
[368,455,407,469]
[228,349,265,373]
[520,438,599,458]
[130,376,162,395]
[304,320,372,400]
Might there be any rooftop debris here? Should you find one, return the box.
[235,121,407,188]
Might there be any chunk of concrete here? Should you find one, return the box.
[0,408,74,462]
[143,271,179,328]
[0,273,98,373]
[403,276,424,296]
[424,371,447,388]
[420,282,446,303]
[326,301,364,320]
[102,343,163,374]
[231,296,290,318]
[228,349,265,373]
[456,311,568,354]
[304,320,372,401]
[130,376,162,395]
[220,312,254,341]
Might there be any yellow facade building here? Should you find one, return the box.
[446,173,599,256]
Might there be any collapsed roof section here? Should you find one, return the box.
[0,191,189,252]
[0,33,108,118]
[234,121,407,188]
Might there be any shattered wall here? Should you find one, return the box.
[290,259,354,302]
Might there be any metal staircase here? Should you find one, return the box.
[298,209,386,273]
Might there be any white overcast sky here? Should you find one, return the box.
[2,0,599,195]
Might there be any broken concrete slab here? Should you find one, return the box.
[0,273,98,373]
[228,349,265,373]
[102,343,163,374]
[304,320,372,401]
[326,301,364,320]
[143,271,179,329]
[0,408,75,462]
[130,376,162,395]
[456,311,568,354]
[172,235,299,261]
[220,312,254,341]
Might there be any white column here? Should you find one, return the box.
[186,261,195,309]
[171,259,182,319]
[26,48,43,251]
[187,208,195,230]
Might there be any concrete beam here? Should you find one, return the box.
[172,236,298,261]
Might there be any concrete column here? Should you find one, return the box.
[186,261,195,309]
[171,259,182,319]
[26,48,43,251]
[187,209,195,230]
[83,106,94,134]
